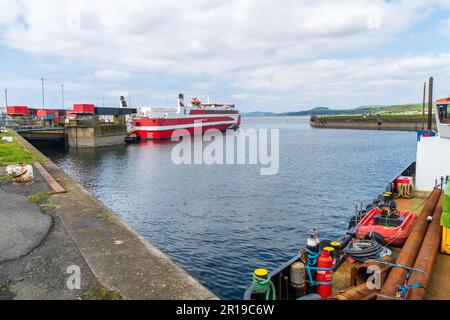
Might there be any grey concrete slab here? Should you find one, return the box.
[49,180,216,299]
[0,214,95,300]
[14,132,217,299]
[0,169,52,263]
[0,166,95,300]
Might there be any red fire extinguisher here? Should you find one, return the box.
[316,249,333,298]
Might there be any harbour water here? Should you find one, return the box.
[41,117,417,299]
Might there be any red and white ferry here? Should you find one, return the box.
[132,94,241,140]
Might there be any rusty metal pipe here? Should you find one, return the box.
[422,81,426,131]
[406,194,443,300]
[331,283,379,300]
[336,256,396,301]
[353,256,395,286]
[377,188,441,300]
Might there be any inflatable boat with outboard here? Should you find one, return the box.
[356,207,417,246]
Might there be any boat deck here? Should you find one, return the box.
[333,192,450,299]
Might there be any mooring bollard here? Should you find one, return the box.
[5,163,34,183]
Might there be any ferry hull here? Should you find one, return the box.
[134,115,241,140]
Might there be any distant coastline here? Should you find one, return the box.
[243,103,426,117]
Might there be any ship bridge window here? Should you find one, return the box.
[438,105,450,124]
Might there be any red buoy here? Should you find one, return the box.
[316,250,333,298]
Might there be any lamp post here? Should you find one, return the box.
[41,77,45,108]
[4,89,7,107]
[61,84,65,109]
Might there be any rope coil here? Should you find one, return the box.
[395,183,415,199]
[252,273,276,300]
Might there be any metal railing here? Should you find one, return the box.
[0,118,64,131]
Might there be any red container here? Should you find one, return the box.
[73,104,95,114]
[316,250,333,298]
[7,106,29,115]
[37,109,60,121]
[396,176,413,185]
[36,109,47,118]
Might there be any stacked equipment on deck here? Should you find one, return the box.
[441,183,450,254]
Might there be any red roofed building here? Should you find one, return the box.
[436,97,450,126]
[436,97,450,105]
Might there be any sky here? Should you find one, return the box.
[1,0,450,112]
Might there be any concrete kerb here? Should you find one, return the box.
[12,131,217,300]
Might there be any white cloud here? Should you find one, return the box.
[0,0,22,24]
[0,0,440,73]
[94,69,130,81]
[191,82,212,90]
[229,54,450,109]
[439,18,450,37]
[0,0,449,111]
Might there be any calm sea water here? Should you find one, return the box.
[42,117,417,299]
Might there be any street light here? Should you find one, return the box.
[41,77,45,108]
[4,89,7,107]
[61,84,65,109]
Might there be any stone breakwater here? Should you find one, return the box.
[310,116,437,132]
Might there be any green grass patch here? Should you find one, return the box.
[325,113,432,120]
[28,192,56,213]
[377,103,424,113]
[28,192,51,204]
[82,280,123,300]
[0,175,11,182]
[0,132,35,166]
[40,203,56,211]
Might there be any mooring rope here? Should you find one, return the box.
[395,183,415,199]
[375,260,426,299]
[252,273,276,300]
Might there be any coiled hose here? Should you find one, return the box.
[343,240,392,262]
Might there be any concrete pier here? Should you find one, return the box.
[67,115,126,148]
[310,116,437,132]
[9,107,134,148]
[4,132,217,300]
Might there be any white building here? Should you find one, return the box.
[416,97,450,191]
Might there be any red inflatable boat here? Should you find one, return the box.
[356,207,417,246]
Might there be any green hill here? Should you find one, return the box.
[244,103,426,117]
[242,111,277,117]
